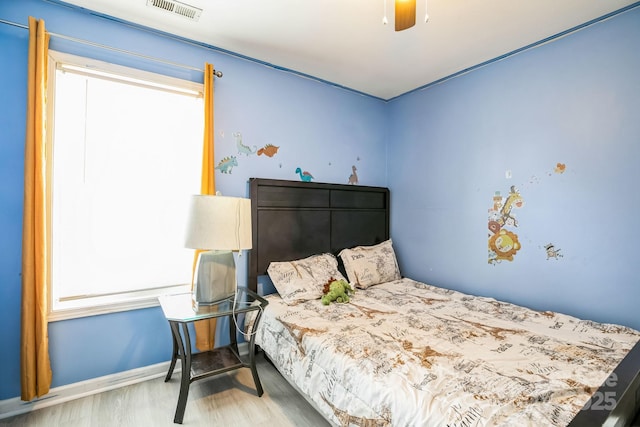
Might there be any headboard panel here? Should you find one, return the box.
[248,178,390,292]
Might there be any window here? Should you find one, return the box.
[48,51,204,320]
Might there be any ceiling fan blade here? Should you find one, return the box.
[395,0,416,31]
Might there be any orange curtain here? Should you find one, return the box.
[193,63,217,351]
[21,16,52,401]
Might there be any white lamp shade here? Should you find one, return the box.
[184,195,252,250]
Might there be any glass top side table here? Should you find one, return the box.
[158,287,268,424]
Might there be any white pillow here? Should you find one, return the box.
[267,253,346,305]
[339,239,400,289]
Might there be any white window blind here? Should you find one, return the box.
[49,52,204,317]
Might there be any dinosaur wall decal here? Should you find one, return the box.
[348,165,358,185]
[215,156,238,174]
[295,167,314,182]
[234,132,256,156]
[257,144,280,157]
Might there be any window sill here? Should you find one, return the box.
[48,284,191,322]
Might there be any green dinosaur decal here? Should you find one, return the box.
[234,132,256,156]
[215,156,238,174]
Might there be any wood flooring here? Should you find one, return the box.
[1,353,331,427]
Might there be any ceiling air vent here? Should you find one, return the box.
[146,0,203,21]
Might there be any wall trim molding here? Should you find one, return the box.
[0,342,248,420]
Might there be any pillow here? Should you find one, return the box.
[267,253,346,305]
[339,239,400,289]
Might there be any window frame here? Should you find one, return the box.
[46,50,203,322]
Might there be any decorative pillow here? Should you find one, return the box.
[339,239,401,289]
[267,253,346,305]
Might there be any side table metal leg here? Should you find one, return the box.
[173,322,192,424]
[248,318,264,397]
[165,321,179,382]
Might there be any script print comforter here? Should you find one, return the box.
[254,278,640,427]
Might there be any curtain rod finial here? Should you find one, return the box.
[214,70,223,78]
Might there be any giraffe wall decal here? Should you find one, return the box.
[488,185,524,264]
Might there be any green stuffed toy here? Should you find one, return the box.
[321,278,354,305]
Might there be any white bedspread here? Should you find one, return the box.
[253,278,640,426]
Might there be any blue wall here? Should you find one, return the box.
[0,0,386,400]
[388,7,640,331]
[1,0,638,404]
[0,7,30,405]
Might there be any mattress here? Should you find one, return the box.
[252,278,640,426]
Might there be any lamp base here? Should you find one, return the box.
[192,250,236,305]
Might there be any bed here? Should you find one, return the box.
[247,177,640,427]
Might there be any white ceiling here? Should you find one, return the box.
[60,0,636,100]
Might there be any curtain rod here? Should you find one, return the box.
[0,18,223,78]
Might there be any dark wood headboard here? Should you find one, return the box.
[248,178,390,292]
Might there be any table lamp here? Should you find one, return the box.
[184,194,252,305]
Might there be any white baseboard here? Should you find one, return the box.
[0,360,176,420]
[0,342,248,420]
